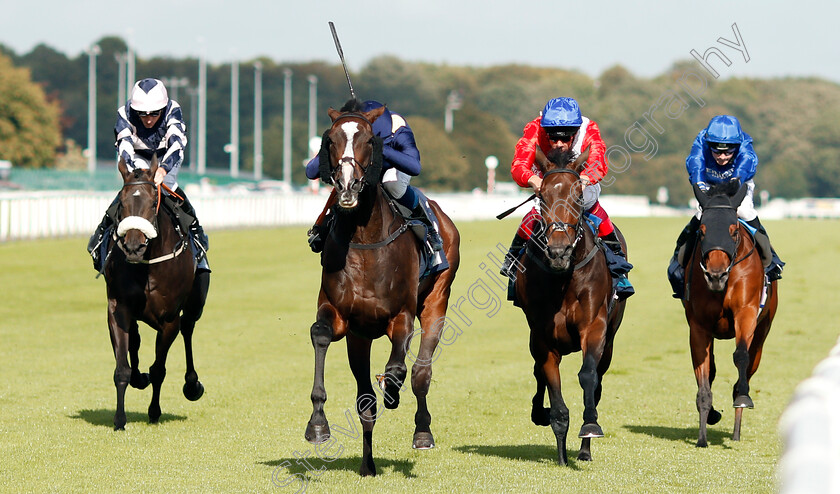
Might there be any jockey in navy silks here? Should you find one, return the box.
[667,115,784,299]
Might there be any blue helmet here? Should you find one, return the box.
[540,97,583,127]
[703,115,743,150]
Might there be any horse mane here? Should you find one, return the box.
[707,179,741,197]
[339,98,365,113]
[546,148,578,169]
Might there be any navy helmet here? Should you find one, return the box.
[704,115,743,152]
[361,100,394,138]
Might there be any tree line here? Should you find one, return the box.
[2,37,840,205]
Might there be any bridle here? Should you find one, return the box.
[538,168,586,254]
[324,113,381,194]
[697,204,755,278]
[113,178,187,265]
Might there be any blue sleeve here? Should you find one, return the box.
[305,155,320,180]
[732,134,758,182]
[382,127,422,176]
[685,130,707,185]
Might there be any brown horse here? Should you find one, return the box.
[304,100,460,476]
[103,156,209,430]
[514,147,628,465]
[683,180,778,447]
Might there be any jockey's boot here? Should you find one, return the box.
[307,190,337,254]
[667,216,701,299]
[601,231,634,299]
[87,194,120,272]
[177,190,209,254]
[500,234,527,279]
[410,201,444,252]
[746,217,784,281]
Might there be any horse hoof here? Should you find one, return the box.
[130,372,150,390]
[413,432,435,450]
[577,450,592,461]
[578,423,604,438]
[531,407,550,427]
[707,408,722,425]
[148,405,161,424]
[183,381,205,401]
[696,439,708,448]
[359,462,377,477]
[733,395,754,409]
[305,423,331,444]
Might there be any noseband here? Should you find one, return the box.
[539,168,585,252]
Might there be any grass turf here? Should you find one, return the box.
[0,217,837,493]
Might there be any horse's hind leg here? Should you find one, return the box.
[128,321,150,390]
[541,354,570,466]
[531,362,550,426]
[181,270,209,401]
[691,326,715,447]
[411,308,445,449]
[147,320,180,423]
[347,334,377,477]
[380,312,412,412]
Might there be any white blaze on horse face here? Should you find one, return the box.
[339,121,360,187]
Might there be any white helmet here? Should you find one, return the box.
[129,78,169,112]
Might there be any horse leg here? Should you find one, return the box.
[305,319,334,445]
[347,333,377,477]
[411,308,446,449]
[531,362,550,426]
[128,321,149,389]
[181,270,210,401]
[577,341,615,461]
[147,319,180,423]
[541,354,570,466]
[690,326,715,447]
[108,307,131,430]
[577,350,604,462]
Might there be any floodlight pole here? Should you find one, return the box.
[87,44,101,173]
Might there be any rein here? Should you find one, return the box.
[345,189,410,250]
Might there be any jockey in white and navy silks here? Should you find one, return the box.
[115,80,187,191]
[304,99,442,254]
[667,115,783,299]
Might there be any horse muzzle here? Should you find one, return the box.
[546,244,574,272]
[116,216,157,263]
[703,269,729,292]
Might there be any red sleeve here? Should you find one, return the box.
[510,117,548,188]
[580,120,607,184]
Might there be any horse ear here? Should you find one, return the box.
[118,157,130,180]
[732,182,748,207]
[149,153,159,177]
[534,145,550,173]
[328,107,341,122]
[572,146,591,173]
[693,183,709,208]
[363,106,386,124]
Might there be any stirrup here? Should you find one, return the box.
[307,226,324,253]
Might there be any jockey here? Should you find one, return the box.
[500,97,633,298]
[667,115,784,299]
[305,99,443,254]
[86,78,209,273]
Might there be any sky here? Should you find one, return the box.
[2,0,839,83]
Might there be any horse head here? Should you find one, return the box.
[115,156,159,263]
[535,146,591,272]
[320,99,386,212]
[693,180,748,291]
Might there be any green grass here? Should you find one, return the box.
[0,217,837,493]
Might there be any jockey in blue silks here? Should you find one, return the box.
[305,99,443,254]
[667,115,784,299]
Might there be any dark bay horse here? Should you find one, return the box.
[514,147,628,465]
[304,100,460,476]
[103,156,209,430]
[683,180,778,447]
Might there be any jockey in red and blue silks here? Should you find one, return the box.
[304,99,443,254]
[667,115,784,299]
[500,97,633,299]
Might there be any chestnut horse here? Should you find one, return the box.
[683,180,778,447]
[103,156,209,430]
[514,147,628,465]
[304,100,460,476]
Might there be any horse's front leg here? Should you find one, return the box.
[147,318,180,423]
[540,353,570,466]
[690,324,717,447]
[108,303,131,430]
[531,362,550,426]
[305,313,338,445]
[347,333,377,477]
[577,350,604,462]
[731,307,760,440]
[128,321,150,390]
[411,305,446,449]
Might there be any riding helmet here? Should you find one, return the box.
[129,78,169,112]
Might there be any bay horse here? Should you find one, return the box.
[304,100,460,476]
[514,147,628,465]
[103,156,209,430]
[683,180,778,447]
